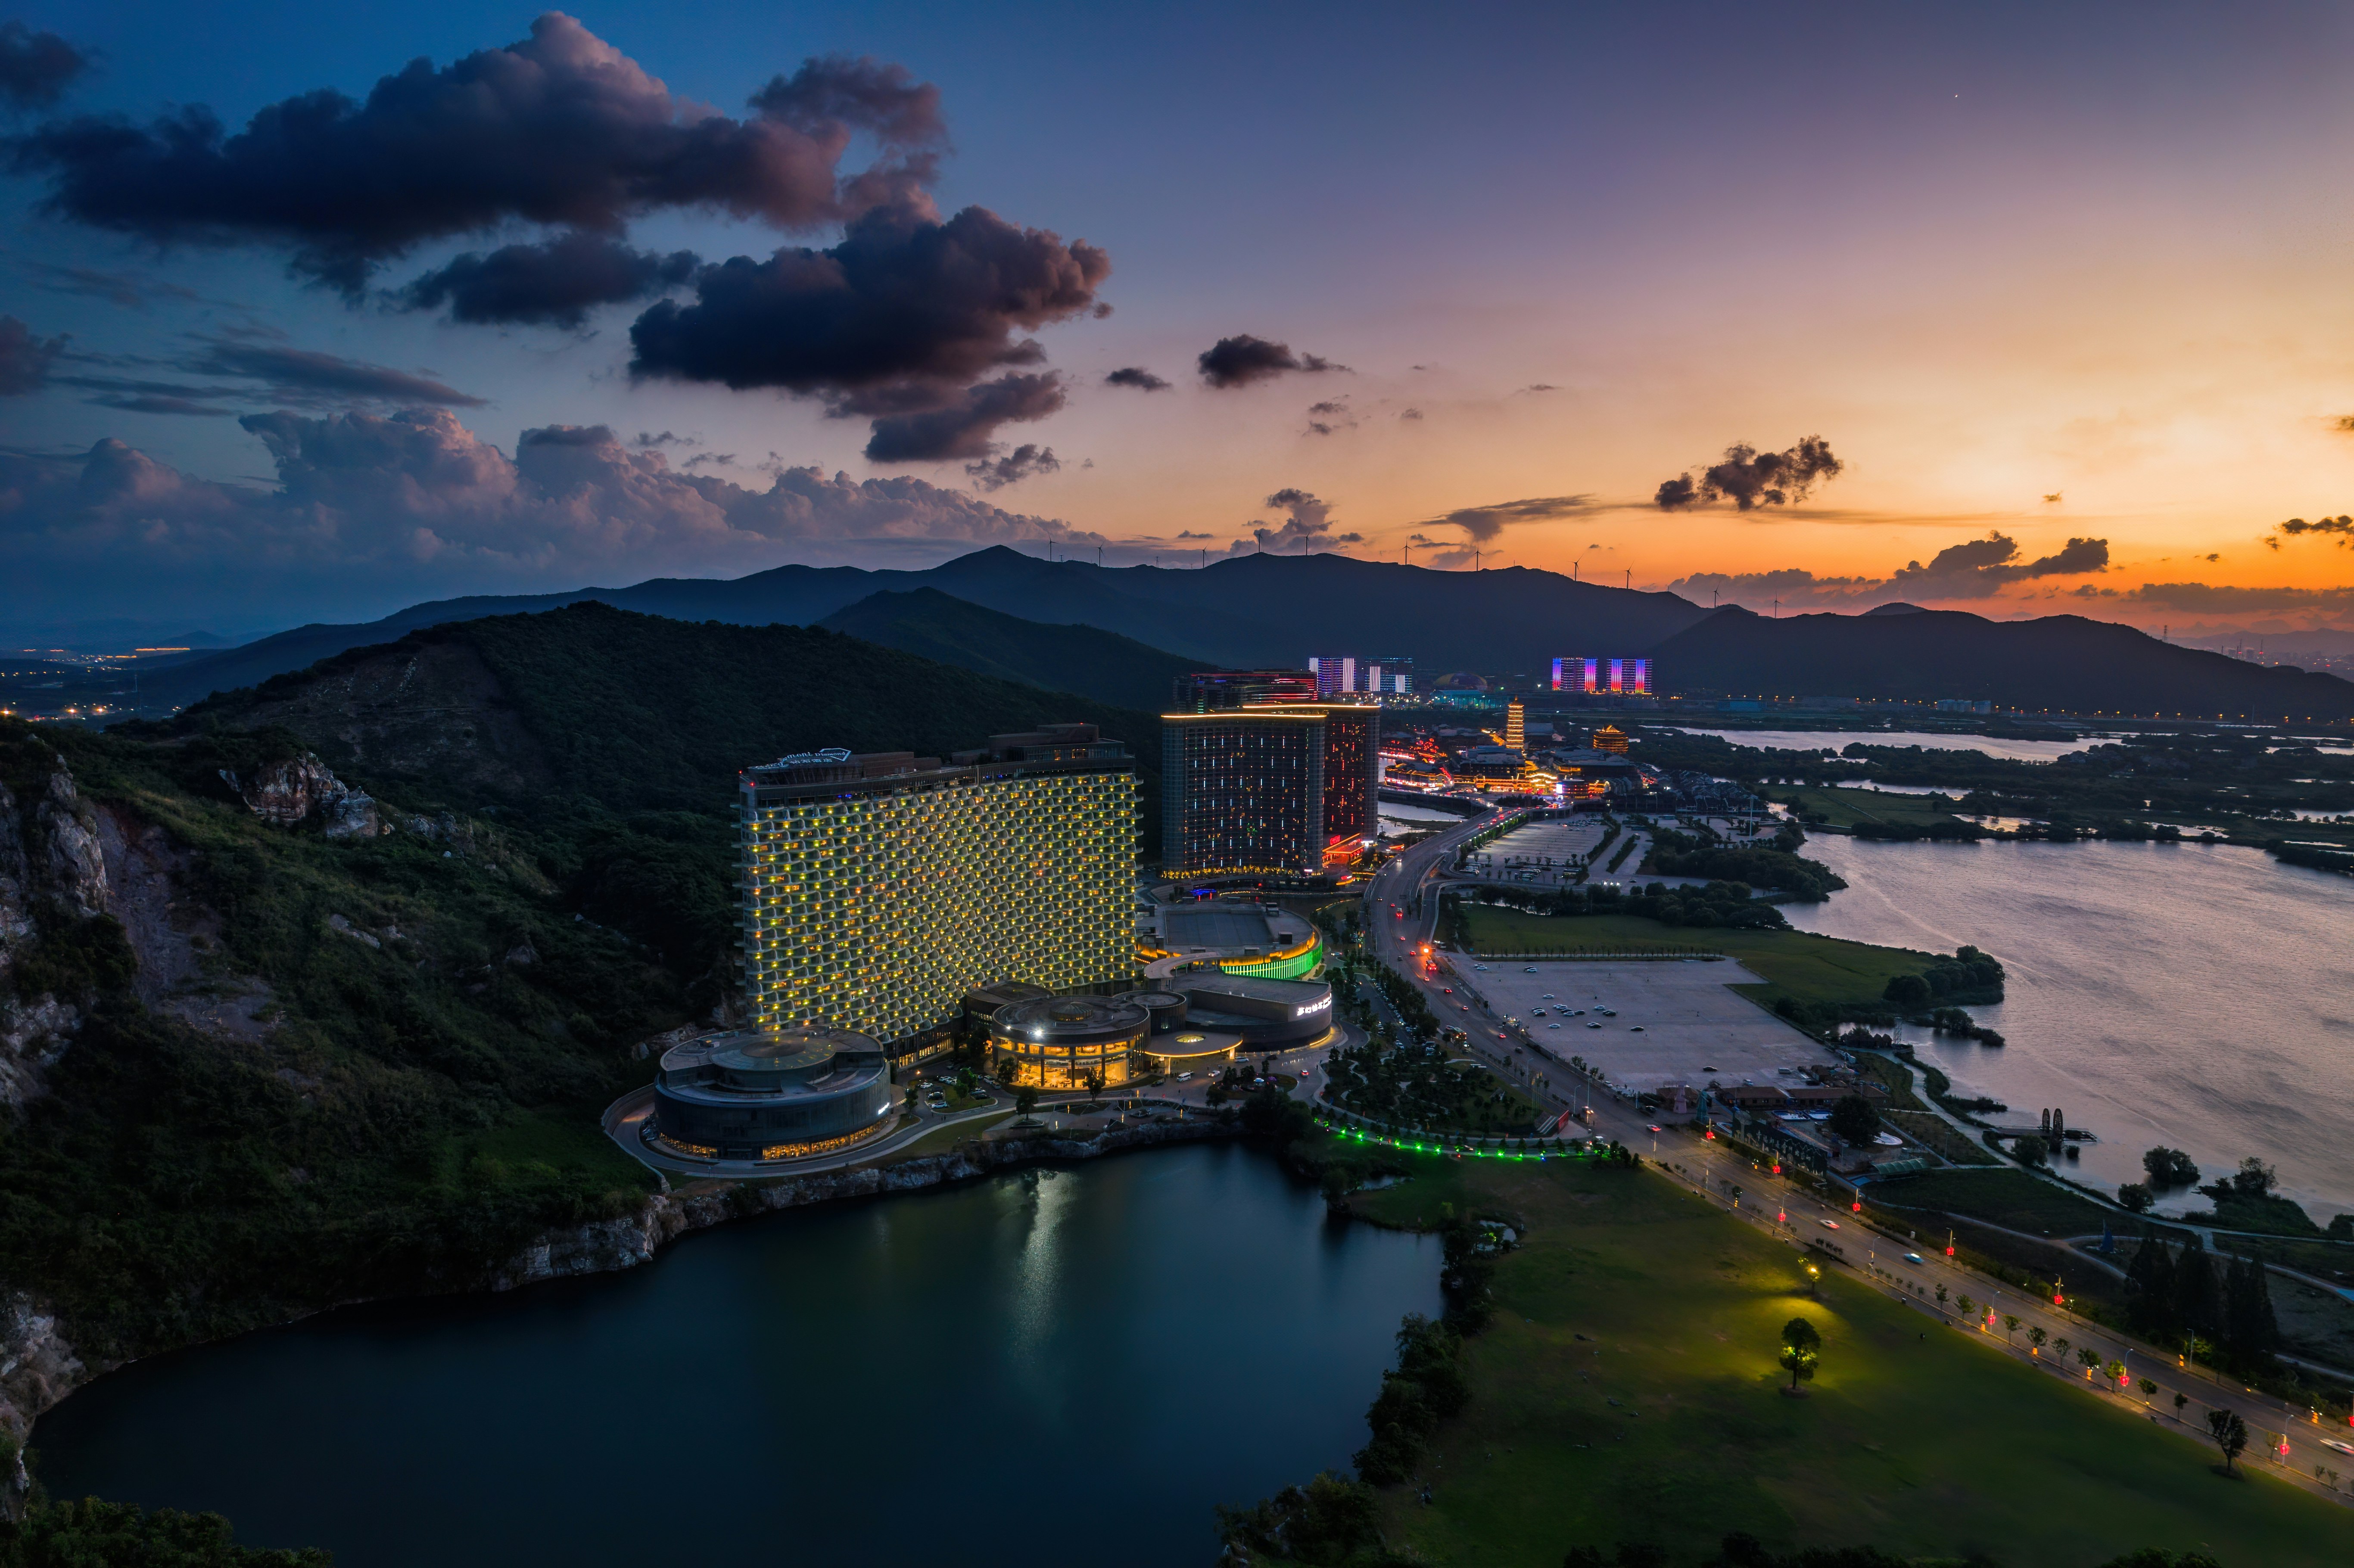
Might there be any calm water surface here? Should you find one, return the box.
[1784,837,2354,1219]
[1666,728,2093,761]
[36,1145,1437,1567]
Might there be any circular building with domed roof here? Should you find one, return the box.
[649,1026,896,1163]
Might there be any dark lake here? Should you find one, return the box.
[34,1143,1439,1567]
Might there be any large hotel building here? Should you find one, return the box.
[738,724,1137,1055]
[1161,671,1380,880]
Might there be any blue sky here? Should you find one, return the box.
[7,1,2354,640]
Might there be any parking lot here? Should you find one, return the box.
[1453,958,1840,1094]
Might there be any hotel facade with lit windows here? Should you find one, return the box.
[738,725,1138,1058]
[1158,690,1380,880]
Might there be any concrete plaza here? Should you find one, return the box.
[1456,958,1839,1095]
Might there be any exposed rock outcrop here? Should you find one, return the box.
[0,782,31,977]
[38,768,107,919]
[0,995,78,1111]
[0,1292,87,1467]
[491,1120,1239,1291]
[220,753,380,837]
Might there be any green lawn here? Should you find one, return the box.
[1766,785,1971,830]
[1345,1155,2350,1565]
[1867,1167,2123,1238]
[1460,908,1932,1010]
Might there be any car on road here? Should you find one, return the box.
[1629,1026,1645,1032]
[1541,994,1555,1000]
[1474,964,1488,971]
[1903,1253,1924,1265]
[1820,1220,1840,1230]
[1647,1125,1661,1133]
[1546,1023,1560,1029]
[2324,1438,2354,1457]
[1588,1022,1603,1029]
[1176,1072,1195,1082]
[1523,966,1537,973]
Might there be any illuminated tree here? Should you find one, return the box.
[1780,1317,1821,1391]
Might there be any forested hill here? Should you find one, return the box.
[0,606,1159,1415]
[180,600,1163,820]
[816,587,1204,712]
[1652,606,2354,721]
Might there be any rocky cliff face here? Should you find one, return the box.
[0,782,31,980]
[220,753,381,838]
[490,1120,1238,1291]
[0,1292,86,1475]
[37,768,107,919]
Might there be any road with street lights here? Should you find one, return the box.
[1352,803,2354,1502]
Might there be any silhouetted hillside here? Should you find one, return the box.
[136,548,1709,710]
[1652,607,2354,720]
[817,588,1205,711]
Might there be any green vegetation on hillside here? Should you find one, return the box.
[1258,1149,2351,1564]
[0,604,1172,1369]
[817,587,1204,712]
[0,1496,329,1567]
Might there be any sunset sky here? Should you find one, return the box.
[7,0,2354,640]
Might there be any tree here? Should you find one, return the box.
[2116,1182,2154,1213]
[2078,1347,2102,1372]
[2013,1134,2048,1168]
[1957,1294,1974,1319]
[2053,1337,2071,1360]
[2170,1234,2219,1340]
[996,1057,1020,1089]
[2227,1157,2279,1199]
[1828,1094,1880,1145]
[2027,1325,2047,1353]
[1780,1316,1821,1390]
[2139,1376,2159,1403]
[2173,1391,2189,1417]
[1934,1284,1949,1308]
[2001,1314,2021,1343]
[2143,1146,2199,1187]
[2207,1407,2249,1473]
[1015,1086,1039,1116]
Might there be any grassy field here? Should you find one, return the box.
[1766,785,1972,830]
[1345,1154,2350,1565]
[1883,1109,1999,1167]
[1460,908,1932,1010]
[1865,1167,2124,1238]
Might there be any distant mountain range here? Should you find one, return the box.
[128,546,2354,721]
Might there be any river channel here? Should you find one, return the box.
[34,1144,1438,1567]
[1781,836,2354,1222]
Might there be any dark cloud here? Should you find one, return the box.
[1175,529,1211,539]
[0,314,67,394]
[1400,407,1424,420]
[862,371,1064,463]
[1240,487,1356,551]
[9,15,942,293]
[1666,568,1882,610]
[1104,365,1169,391]
[630,202,1105,458]
[396,230,700,327]
[2128,582,2354,615]
[1520,383,1560,394]
[0,20,87,112]
[1304,397,1358,436]
[1420,493,1597,544]
[87,392,233,417]
[1672,536,2110,610]
[682,452,735,469]
[1196,333,1344,389]
[0,410,1110,626]
[2268,514,2354,550]
[186,340,486,407]
[966,442,1058,490]
[1886,532,2108,598]
[1655,436,1843,510]
[635,430,691,447]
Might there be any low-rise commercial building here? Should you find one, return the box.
[650,1027,897,1163]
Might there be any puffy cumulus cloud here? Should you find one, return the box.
[8,15,944,293]
[1104,366,1169,391]
[1196,333,1345,389]
[628,203,1106,457]
[0,19,87,112]
[2266,514,2354,550]
[1886,532,2108,598]
[1304,398,1357,436]
[0,410,1102,625]
[1235,487,1361,552]
[965,442,1058,491]
[1655,436,1843,511]
[0,314,68,394]
[396,231,700,327]
[1419,493,1597,544]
